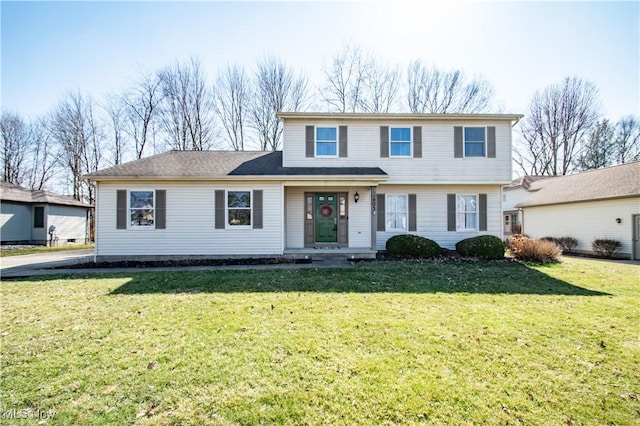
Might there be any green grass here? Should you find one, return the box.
[1,257,638,425]
[0,244,94,257]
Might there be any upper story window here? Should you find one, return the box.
[390,127,412,157]
[227,190,251,227]
[316,127,337,156]
[130,190,155,227]
[464,127,486,157]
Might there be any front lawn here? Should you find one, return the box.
[1,257,638,424]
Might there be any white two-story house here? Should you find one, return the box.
[86,113,522,262]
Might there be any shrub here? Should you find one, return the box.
[385,234,441,258]
[507,235,562,263]
[557,237,578,253]
[540,236,561,246]
[592,239,621,258]
[455,235,505,259]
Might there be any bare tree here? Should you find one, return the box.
[27,117,60,190]
[49,92,103,200]
[213,64,250,151]
[103,94,128,165]
[614,116,640,164]
[516,76,600,176]
[321,45,369,113]
[362,62,401,113]
[251,55,308,150]
[158,57,215,151]
[406,61,494,113]
[1,111,31,185]
[575,119,615,171]
[123,71,162,159]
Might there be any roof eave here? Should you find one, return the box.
[277,112,524,122]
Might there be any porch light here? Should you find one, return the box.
[354,192,360,203]
[616,218,622,224]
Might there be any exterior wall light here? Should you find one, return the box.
[616,218,622,224]
[354,192,359,203]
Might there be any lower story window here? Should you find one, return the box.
[130,190,154,227]
[386,194,408,231]
[227,191,251,226]
[456,195,477,231]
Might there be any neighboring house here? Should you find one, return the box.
[85,113,523,262]
[0,182,92,245]
[515,162,640,259]
[502,175,556,236]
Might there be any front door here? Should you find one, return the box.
[315,193,338,243]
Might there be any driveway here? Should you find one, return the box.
[0,249,94,279]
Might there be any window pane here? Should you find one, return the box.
[465,142,485,157]
[130,191,154,209]
[316,127,337,141]
[390,127,411,141]
[317,142,337,156]
[386,195,408,231]
[228,209,251,226]
[130,208,154,226]
[228,191,251,208]
[390,142,411,156]
[464,127,485,142]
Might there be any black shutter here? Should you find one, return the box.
[305,126,314,157]
[253,190,263,229]
[479,193,487,231]
[487,127,496,158]
[116,190,127,229]
[413,126,422,158]
[447,194,456,231]
[454,127,463,158]
[380,126,389,158]
[376,194,385,231]
[155,190,166,229]
[339,126,348,157]
[215,190,225,229]
[408,194,417,231]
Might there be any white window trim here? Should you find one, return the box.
[389,126,412,158]
[456,194,478,232]
[385,193,408,232]
[463,126,487,158]
[315,125,339,158]
[128,189,156,230]
[226,189,253,229]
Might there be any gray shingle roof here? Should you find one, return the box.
[0,182,92,208]
[515,162,640,208]
[85,150,387,180]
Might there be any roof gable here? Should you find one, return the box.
[516,162,640,207]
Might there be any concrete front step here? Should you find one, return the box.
[284,248,377,261]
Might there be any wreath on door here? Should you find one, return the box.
[319,205,333,218]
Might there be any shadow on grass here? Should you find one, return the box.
[101,261,609,296]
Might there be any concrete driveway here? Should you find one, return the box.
[0,249,94,279]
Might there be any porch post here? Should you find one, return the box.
[370,186,377,251]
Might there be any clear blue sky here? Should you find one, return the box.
[2,1,639,120]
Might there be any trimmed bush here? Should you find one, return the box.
[592,239,621,258]
[455,235,505,259]
[507,235,562,263]
[385,234,441,258]
[557,237,578,253]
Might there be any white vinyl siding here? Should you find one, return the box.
[47,205,89,242]
[376,184,502,251]
[282,121,512,183]
[521,197,639,258]
[96,182,283,258]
